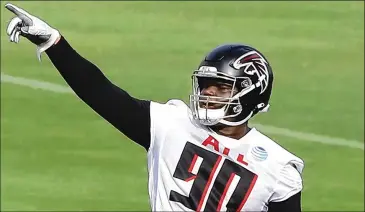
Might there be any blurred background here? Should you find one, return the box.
[1,1,364,211]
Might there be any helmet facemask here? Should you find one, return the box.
[189,69,258,126]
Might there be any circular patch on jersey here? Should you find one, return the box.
[251,146,268,161]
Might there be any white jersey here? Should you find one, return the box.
[147,99,304,211]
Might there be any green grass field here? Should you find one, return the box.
[1,1,364,211]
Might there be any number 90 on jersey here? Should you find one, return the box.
[169,142,258,212]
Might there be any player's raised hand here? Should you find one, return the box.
[5,3,61,60]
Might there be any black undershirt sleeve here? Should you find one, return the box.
[267,191,302,212]
[45,36,151,150]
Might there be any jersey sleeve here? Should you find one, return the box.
[269,162,304,202]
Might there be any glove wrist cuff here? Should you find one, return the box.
[36,29,60,61]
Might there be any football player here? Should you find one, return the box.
[5,3,304,212]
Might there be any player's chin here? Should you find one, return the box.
[198,99,228,109]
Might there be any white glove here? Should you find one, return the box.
[5,3,61,61]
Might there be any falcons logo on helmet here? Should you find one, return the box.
[232,51,270,94]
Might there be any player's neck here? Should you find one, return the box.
[210,123,250,140]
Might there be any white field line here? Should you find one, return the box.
[1,73,364,150]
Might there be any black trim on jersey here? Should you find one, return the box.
[45,36,151,150]
[268,191,302,212]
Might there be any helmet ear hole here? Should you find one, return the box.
[240,78,252,90]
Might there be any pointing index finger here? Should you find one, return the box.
[5,3,33,25]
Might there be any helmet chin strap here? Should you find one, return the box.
[218,111,253,126]
[197,102,268,127]
[258,103,270,113]
[197,104,254,127]
[219,103,269,126]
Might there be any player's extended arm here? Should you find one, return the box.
[47,37,151,150]
[5,3,152,150]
